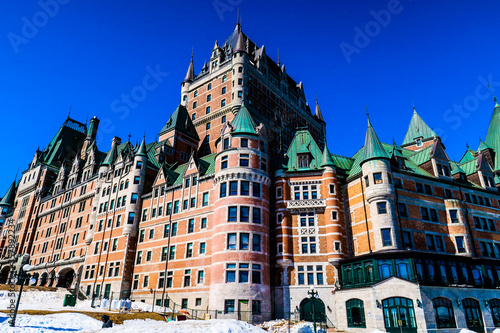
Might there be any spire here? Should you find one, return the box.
[0,180,17,207]
[320,144,335,168]
[102,138,119,166]
[361,114,389,164]
[136,137,147,157]
[315,97,324,122]
[484,98,500,171]
[183,52,195,83]
[478,138,490,152]
[230,101,257,135]
[234,29,246,53]
[402,106,437,146]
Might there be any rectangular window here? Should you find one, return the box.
[131,193,138,204]
[253,207,261,224]
[224,300,235,313]
[229,181,238,195]
[253,234,261,251]
[198,271,204,284]
[449,209,459,223]
[127,212,135,224]
[201,217,207,229]
[241,181,250,195]
[252,182,260,197]
[190,197,196,208]
[200,242,206,254]
[373,173,383,184]
[227,233,237,250]
[429,208,439,222]
[171,222,177,236]
[240,233,249,250]
[420,207,430,221]
[223,138,229,150]
[186,243,193,258]
[202,192,209,206]
[228,206,237,222]
[240,154,249,167]
[381,228,392,246]
[174,201,179,214]
[188,219,195,233]
[241,138,248,147]
[220,182,227,197]
[398,203,408,218]
[161,247,168,261]
[402,231,413,249]
[169,245,176,260]
[426,234,436,251]
[377,202,387,214]
[221,156,228,169]
[226,263,236,282]
[139,230,145,243]
[240,206,250,222]
[456,236,465,253]
[183,200,188,210]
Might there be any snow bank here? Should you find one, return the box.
[259,320,326,333]
[0,312,102,332]
[459,329,478,333]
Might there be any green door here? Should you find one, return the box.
[382,297,417,333]
[104,284,111,299]
[300,298,326,323]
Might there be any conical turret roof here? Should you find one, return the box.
[160,104,199,140]
[231,102,257,135]
[102,141,118,165]
[402,108,437,146]
[484,100,500,171]
[234,30,246,53]
[136,138,147,157]
[320,144,335,167]
[315,99,324,122]
[0,181,17,207]
[361,116,389,164]
[183,55,195,83]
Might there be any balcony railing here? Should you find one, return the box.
[286,199,326,210]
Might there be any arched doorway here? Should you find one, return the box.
[39,272,48,286]
[56,268,75,288]
[299,297,326,323]
[0,266,10,284]
[489,298,500,328]
[463,298,484,333]
[31,273,39,286]
[382,297,417,333]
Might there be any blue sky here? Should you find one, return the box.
[1,0,500,193]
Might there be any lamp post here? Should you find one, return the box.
[307,286,319,333]
[9,264,35,327]
[150,288,156,313]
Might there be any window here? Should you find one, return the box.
[373,173,383,184]
[226,263,236,282]
[253,207,261,224]
[136,161,142,169]
[253,234,261,251]
[241,138,248,147]
[174,201,179,214]
[193,101,197,109]
[134,176,140,184]
[253,182,261,197]
[186,243,193,258]
[199,242,206,254]
[161,247,168,261]
[221,155,228,169]
[252,264,261,284]
[188,219,195,233]
[131,193,138,204]
[364,176,369,187]
[222,87,226,94]
[169,245,176,260]
[240,154,249,167]
[241,181,249,195]
[377,202,387,214]
[276,187,283,198]
[227,233,237,250]
[222,115,226,123]
[346,299,366,328]
[136,251,142,264]
[192,113,196,120]
[301,236,317,254]
[429,208,439,222]
[221,99,226,107]
[224,300,235,313]
[240,206,249,222]
[381,229,392,246]
[449,209,459,223]
[202,192,209,206]
[201,217,207,229]
[240,233,249,250]
[190,197,196,208]
[228,206,237,222]
[223,138,229,150]
[128,212,135,224]
[421,207,430,221]
[183,200,188,210]
[252,300,261,315]
[220,182,227,197]
[229,181,238,195]
[398,203,408,218]
[207,94,211,102]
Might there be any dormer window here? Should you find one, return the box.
[298,154,309,168]
[183,95,187,101]
[437,163,451,177]
[416,138,422,147]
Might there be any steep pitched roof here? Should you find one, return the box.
[159,104,199,140]
[315,99,324,122]
[41,117,87,167]
[484,101,500,171]
[402,108,436,146]
[285,129,323,171]
[450,161,466,175]
[0,181,17,207]
[183,55,195,83]
[136,138,147,157]
[478,139,490,152]
[320,145,335,167]
[102,141,118,165]
[361,116,389,164]
[231,102,257,135]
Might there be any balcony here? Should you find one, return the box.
[286,199,326,210]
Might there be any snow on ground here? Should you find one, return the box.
[0,312,267,333]
[259,319,326,333]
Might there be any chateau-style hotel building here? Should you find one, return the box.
[2,23,500,332]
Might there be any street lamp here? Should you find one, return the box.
[9,264,34,327]
[150,288,156,313]
[307,286,319,333]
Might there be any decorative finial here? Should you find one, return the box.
[236,8,240,26]
[365,104,369,117]
[143,130,146,140]
[68,105,72,119]
[128,133,131,142]
[277,48,280,66]
[85,113,89,126]
[488,81,497,102]
[466,142,469,149]
[412,100,415,110]
[191,47,194,61]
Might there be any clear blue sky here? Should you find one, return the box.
[1,0,500,193]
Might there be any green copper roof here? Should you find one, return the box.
[408,145,432,166]
[459,159,478,176]
[320,145,336,167]
[331,154,354,172]
[361,116,389,164]
[0,181,17,207]
[41,118,87,167]
[460,148,476,163]
[402,109,436,146]
[390,139,404,158]
[136,138,147,157]
[285,129,323,171]
[160,104,199,140]
[484,102,500,171]
[170,153,217,186]
[450,161,465,175]
[495,174,500,185]
[231,102,257,135]
[478,139,490,152]
[102,142,118,165]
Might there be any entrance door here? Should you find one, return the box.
[463,298,484,333]
[382,297,417,333]
[104,284,111,299]
[238,300,249,322]
[299,298,326,323]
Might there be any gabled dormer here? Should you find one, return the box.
[401,107,437,152]
[285,129,323,171]
[429,138,452,179]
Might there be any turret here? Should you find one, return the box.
[122,138,148,236]
[181,54,195,107]
[231,28,247,106]
[0,180,17,228]
[210,102,271,315]
[484,97,500,175]
[360,114,399,251]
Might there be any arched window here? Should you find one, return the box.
[462,298,484,331]
[432,297,456,328]
[346,299,365,328]
[125,180,129,189]
[489,298,500,327]
[382,297,417,332]
[120,182,124,191]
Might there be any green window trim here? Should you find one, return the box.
[346,298,366,328]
